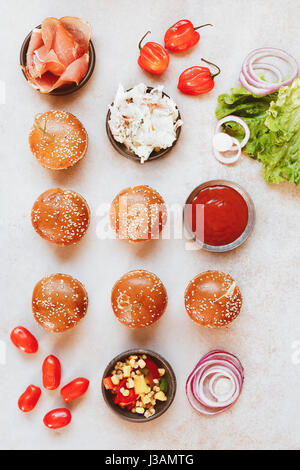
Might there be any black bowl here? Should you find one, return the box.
[102,349,176,422]
[106,87,182,162]
[20,25,96,96]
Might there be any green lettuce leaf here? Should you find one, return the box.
[215,78,300,184]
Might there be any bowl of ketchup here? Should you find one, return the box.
[184,180,255,252]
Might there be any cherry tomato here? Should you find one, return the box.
[43,408,72,429]
[61,377,90,402]
[10,327,38,354]
[18,385,41,412]
[42,355,61,390]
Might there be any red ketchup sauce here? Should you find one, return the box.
[188,185,248,246]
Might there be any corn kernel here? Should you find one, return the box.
[126,378,134,389]
[154,391,167,401]
[111,375,120,385]
[136,407,145,414]
[141,395,151,405]
[144,410,151,418]
[123,366,131,378]
[158,368,165,376]
[137,359,146,369]
[121,389,130,397]
[153,379,159,384]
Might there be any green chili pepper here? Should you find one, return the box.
[159,377,168,394]
[140,367,150,376]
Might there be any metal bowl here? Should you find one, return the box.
[106,87,182,162]
[20,25,96,96]
[183,179,255,253]
[102,349,176,422]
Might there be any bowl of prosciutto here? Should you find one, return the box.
[20,17,95,95]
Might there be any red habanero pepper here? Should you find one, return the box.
[138,31,169,75]
[164,20,213,53]
[18,385,41,412]
[178,59,221,95]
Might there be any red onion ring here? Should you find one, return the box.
[213,136,241,165]
[240,47,298,95]
[186,350,244,416]
[239,71,274,95]
[215,115,250,148]
[245,62,283,87]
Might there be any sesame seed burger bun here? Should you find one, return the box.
[31,188,90,246]
[32,274,88,333]
[184,271,242,328]
[110,185,167,242]
[29,111,88,170]
[111,270,168,328]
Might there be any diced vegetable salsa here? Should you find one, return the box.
[103,354,168,418]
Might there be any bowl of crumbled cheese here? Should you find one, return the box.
[106,83,183,163]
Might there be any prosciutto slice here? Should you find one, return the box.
[24,17,91,93]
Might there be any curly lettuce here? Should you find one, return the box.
[215,78,300,184]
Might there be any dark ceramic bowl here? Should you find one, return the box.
[102,349,176,422]
[20,25,96,96]
[183,179,255,253]
[106,87,182,162]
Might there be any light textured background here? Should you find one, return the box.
[0,0,299,451]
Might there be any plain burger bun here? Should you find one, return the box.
[111,270,168,328]
[184,270,242,328]
[29,111,88,170]
[110,185,167,242]
[31,188,90,246]
[32,274,88,333]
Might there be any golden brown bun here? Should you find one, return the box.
[184,271,242,328]
[31,188,90,246]
[32,274,88,333]
[110,185,167,242]
[29,111,88,170]
[111,270,168,328]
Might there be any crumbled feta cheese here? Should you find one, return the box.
[108,83,183,163]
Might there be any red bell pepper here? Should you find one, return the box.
[164,20,213,52]
[177,59,221,95]
[145,358,160,383]
[103,376,115,390]
[138,31,169,75]
[114,379,137,409]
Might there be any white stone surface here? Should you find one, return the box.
[0,0,299,450]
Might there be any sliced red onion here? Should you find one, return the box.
[239,71,275,95]
[186,350,244,416]
[213,133,233,152]
[245,62,283,87]
[213,137,241,165]
[248,48,298,87]
[215,115,250,148]
[240,47,298,94]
